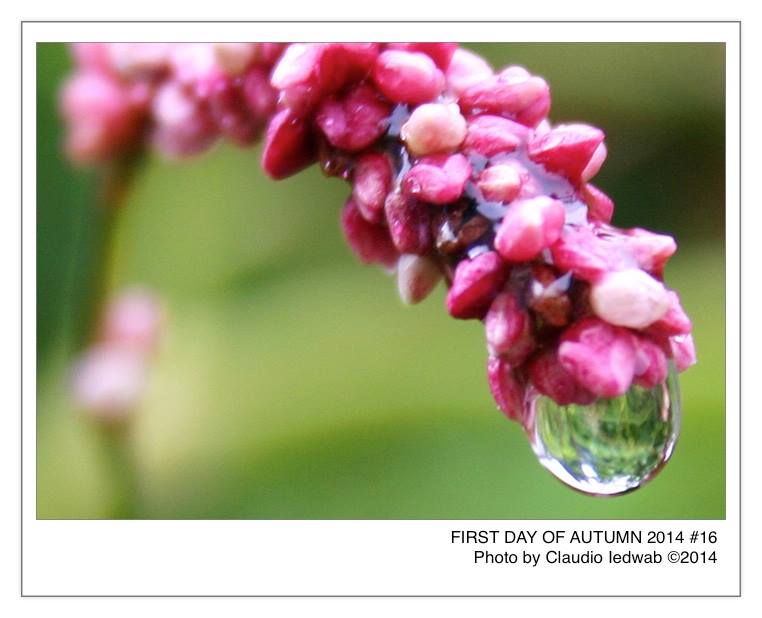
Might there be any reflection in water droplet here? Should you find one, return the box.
[524,364,681,496]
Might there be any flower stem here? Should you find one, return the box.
[83,152,146,518]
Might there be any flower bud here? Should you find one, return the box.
[558,318,638,398]
[352,152,394,224]
[212,43,257,75]
[494,196,565,262]
[590,268,670,329]
[458,69,550,127]
[261,108,317,179]
[485,292,535,365]
[670,334,697,371]
[633,335,668,388]
[550,225,626,282]
[60,71,143,164]
[400,102,467,156]
[397,254,441,305]
[462,114,527,157]
[101,288,163,353]
[151,81,218,158]
[645,290,692,337]
[623,228,677,277]
[316,83,390,152]
[341,198,399,268]
[71,345,147,420]
[386,43,458,70]
[477,164,522,203]
[527,348,596,406]
[446,48,493,95]
[384,192,432,255]
[402,153,471,204]
[487,356,525,422]
[446,251,508,319]
[528,123,606,183]
[580,183,614,223]
[372,50,445,104]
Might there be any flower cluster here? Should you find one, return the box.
[61,43,284,163]
[61,42,696,423]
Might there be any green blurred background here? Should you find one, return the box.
[36,43,726,519]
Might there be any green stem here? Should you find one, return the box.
[83,152,146,519]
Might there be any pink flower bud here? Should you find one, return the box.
[644,290,692,337]
[341,198,399,268]
[494,196,565,262]
[458,68,550,128]
[670,333,697,372]
[487,356,525,422]
[633,335,668,388]
[60,71,143,164]
[151,81,218,158]
[590,268,671,329]
[315,83,390,152]
[397,254,442,305]
[445,48,493,96]
[550,225,627,282]
[527,348,596,406]
[385,43,458,70]
[372,50,445,104]
[71,345,147,420]
[204,74,264,146]
[623,228,677,277]
[71,43,113,73]
[400,102,467,156]
[558,318,638,398]
[271,44,353,113]
[241,66,279,122]
[352,152,394,224]
[170,44,218,89]
[402,153,472,205]
[212,43,258,75]
[101,288,163,353]
[261,108,317,179]
[384,192,432,254]
[580,183,614,223]
[109,42,172,79]
[528,123,606,183]
[581,142,607,182]
[476,164,522,203]
[446,251,508,319]
[485,292,535,365]
[462,115,527,157]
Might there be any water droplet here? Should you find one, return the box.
[524,363,681,496]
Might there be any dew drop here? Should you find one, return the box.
[524,363,681,496]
